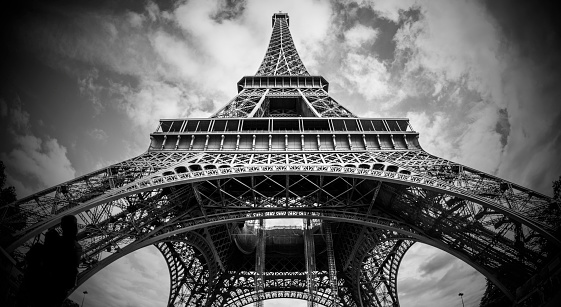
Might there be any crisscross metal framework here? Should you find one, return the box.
[256,13,309,76]
[1,12,560,307]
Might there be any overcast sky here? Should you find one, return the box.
[1,0,560,306]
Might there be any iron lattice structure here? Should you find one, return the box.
[1,12,561,307]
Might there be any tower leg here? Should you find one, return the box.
[155,231,220,307]
[324,222,340,306]
[254,220,265,307]
[156,240,212,306]
[358,239,414,307]
[305,219,317,307]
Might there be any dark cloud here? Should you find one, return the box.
[476,0,561,192]
[332,2,402,62]
[495,108,510,147]
[352,6,400,62]
[0,0,150,16]
[210,0,247,23]
[483,0,561,60]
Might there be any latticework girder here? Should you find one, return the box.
[304,219,317,307]
[212,88,354,118]
[332,223,413,307]
[256,13,309,76]
[156,232,218,306]
[323,222,339,307]
[254,222,265,307]
[2,151,559,305]
[211,12,353,119]
[298,88,354,118]
[358,239,414,307]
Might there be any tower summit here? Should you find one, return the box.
[256,12,308,76]
[213,11,352,119]
[1,13,560,307]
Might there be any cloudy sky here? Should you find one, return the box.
[1,0,560,306]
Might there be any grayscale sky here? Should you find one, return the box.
[1,0,560,307]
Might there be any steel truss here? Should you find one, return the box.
[1,12,560,307]
[1,151,559,305]
[256,13,308,76]
[212,88,353,118]
[156,232,217,306]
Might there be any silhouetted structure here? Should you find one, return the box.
[15,215,82,307]
[16,240,44,307]
[45,215,82,307]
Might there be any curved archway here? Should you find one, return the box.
[66,241,488,307]
[356,238,415,306]
[10,165,556,249]
[6,168,558,305]
[73,215,515,303]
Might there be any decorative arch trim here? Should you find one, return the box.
[10,165,558,251]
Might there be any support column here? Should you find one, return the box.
[304,219,317,307]
[156,239,214,307]
[358,239,415,307]
[255,220,266,307]
[324,222,339,306]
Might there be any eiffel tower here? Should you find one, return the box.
[1,12,560,307]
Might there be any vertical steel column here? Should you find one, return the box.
[254,220,266,307]
[304,219,317,307]
[324,222,339,306]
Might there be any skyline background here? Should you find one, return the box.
[1,0,560,306]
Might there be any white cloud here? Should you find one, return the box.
[87,128,109,142]
[344,24,379,49]
[409,104,505,175]
[2,134,75,197]
[456,103,503,173]
[407,111,456,159]
[394,0,504,106]
[126,11,145,28]
[113,80,211,132]
[146,1,161,23]
[341,53,393,101]
[1,99,76,196]
[77,68,105,115]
